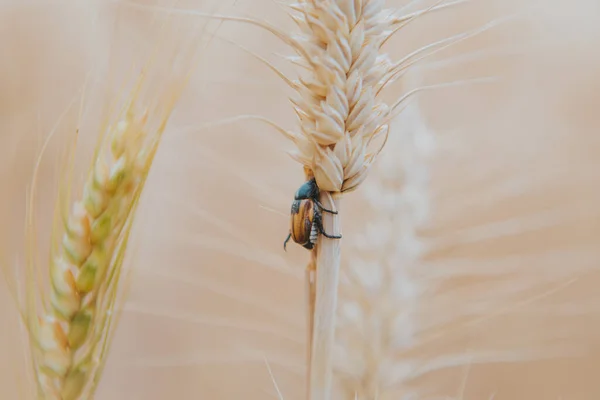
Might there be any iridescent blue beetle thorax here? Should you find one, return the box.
[294,178,319,200]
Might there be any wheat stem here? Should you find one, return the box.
[309,193,342,400]
[305,255,316,399]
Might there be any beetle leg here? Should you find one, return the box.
[283,232,292,251]
[319,227,342,239]
[314,213,342,239]
[313,199,338,214]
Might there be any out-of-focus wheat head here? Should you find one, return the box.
[27,90,154,400]
[334,101,433,400]
[1,2,207,398]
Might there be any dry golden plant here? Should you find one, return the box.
[0,3,211,398]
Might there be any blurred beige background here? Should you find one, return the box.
[2,0,600,399]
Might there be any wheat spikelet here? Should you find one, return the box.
[334,101,433,400]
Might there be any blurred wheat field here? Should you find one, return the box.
[2,0,600,399]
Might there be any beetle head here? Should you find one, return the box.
[294,178,319,200]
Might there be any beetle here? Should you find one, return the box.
[283,178,342,251]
